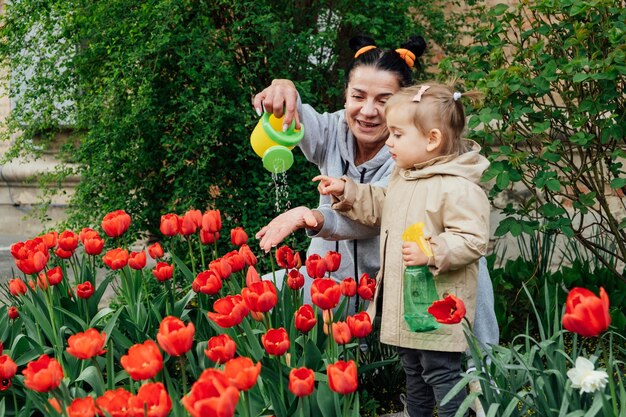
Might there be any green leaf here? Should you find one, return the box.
[75,365,105,395]
[531,121,551,133]
[496,171,510,190]
[578,192,597,207]
[610,177,626,189]
[573,73,590,82]
[490,3,509,16]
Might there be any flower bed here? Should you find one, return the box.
[1,209,392,417]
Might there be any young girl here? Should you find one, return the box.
[314,82,491,417]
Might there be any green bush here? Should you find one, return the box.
[0,0,464,259]
[441,0,626,280]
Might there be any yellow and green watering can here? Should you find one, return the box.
[250,112,304,174]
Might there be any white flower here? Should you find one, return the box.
[567,356,609,393]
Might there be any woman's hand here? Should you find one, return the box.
[252,79,301,130]
[402,241,429,266]
[313,175,345,197]
[255,206,323,252]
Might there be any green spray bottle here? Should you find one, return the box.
[402,223,440,332]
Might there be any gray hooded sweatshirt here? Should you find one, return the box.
[297,103,394,282]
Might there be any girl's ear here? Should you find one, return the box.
[426,129,443,153]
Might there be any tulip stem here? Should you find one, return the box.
[179,356,188,394]
[106,338,115,390]
[600,335,618,415]
[91,357,106,396]
[242,390,252,417]
[342,393,349,417]
[276,356,285,404]
[198,237,206,270]
[187,237,197,277]
[165,279,174,316]
[299,396,306,417]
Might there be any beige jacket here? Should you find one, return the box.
[331,140,491,352]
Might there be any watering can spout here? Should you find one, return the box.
[250,112,304,174]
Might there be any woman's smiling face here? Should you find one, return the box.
[344,66,401,148]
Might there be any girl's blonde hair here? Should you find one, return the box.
[384,81,483,156]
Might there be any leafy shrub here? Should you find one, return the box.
[0,0,464,257]
[442,0,626,280]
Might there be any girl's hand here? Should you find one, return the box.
[313,175,345,196]
[252,79,301,130]
[402,241,429,266]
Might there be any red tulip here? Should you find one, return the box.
[289,367,315,397]
[427,294,467,324]
[311,278,341,310]
[148,242,164,259]
[287,269,305,290]
[101,210,131,238]
[12,238,49,275]
[305,254,327,279]
[180,209,202,235]
[58,230,79,251]
[261,327,290,356]
[324,251,341,273]
[201,209,222,233]
[224,250,245,273]
[242,280,278,313]
[48,398,62,414]
[0,355,17,391]
[239,244,257,266]
[207,295,249,328]
[327,360,358,395]
[340,278,357,297]
[102,248,129,270]
[357,273,376,301]
[8,278,27,296]
[120,340,163,381]
[96,388,132,417]
[22,354,63,392]
[67,396,97,417]
[230,227,248,246]
[182,369,239,417]
[156,316,195,357]
[245,266,261,287]
[192,270,222,295]
[332,321,352,345]
[128,382,172,417]
[210,258,232,280]
[295,304,317,333]
[205,334,236,364]
[66,328,107,360]
[38,232,58,249]
[76,281,95,299]
[562,287,611,337]
[8,307,19,320]
[200,230,219,245]
[128,251,147,270]
[224,357,262,391]
[159,213,180,236]
[55,247,74,259]
[46,266,63,286]
[83,236,104,255]
[78,227,100,243]
[276,246,300,269]
[152,262,174,282]
[347,312,372,338]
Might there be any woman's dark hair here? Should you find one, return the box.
[345,34,427,88]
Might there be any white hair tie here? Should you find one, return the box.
[453,92,462,101]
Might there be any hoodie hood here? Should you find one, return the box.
[399,140,489,184]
